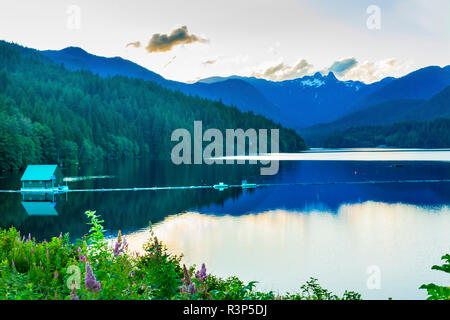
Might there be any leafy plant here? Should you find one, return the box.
[420,254,450,300]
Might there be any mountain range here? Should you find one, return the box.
[40,47,450,136]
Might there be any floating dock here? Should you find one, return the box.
[213,182,229,191]
[20,186,69,193]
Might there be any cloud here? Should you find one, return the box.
[250,57,413,83]
[328,58,357,76]
[202,59,216,65]
[337,58,414,83]
[145,26,208,53]
[252,59,313,81]
[126,41,141,48]
[164,56,177,68]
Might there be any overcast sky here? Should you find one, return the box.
[1,0,449,83]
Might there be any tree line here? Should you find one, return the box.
[0,42,306,171]
[323,118,450,148]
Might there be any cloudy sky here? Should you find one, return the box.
[1,0,449,83]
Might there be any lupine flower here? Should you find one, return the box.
[113,231,128,256]
[78,247,82,254]
[114,242,121,256]
[54,271,59,279]
[22,236,25,242]
[85,263,101,292]
[195,263,208,282]
[79,255,87,262]
[31,247,34,254]
[28,233,31,241]
[123,237,128,251]
[189,283,196,295]
[182,264,191,286]
[58,232,62,240]
[70,285,79,300]
[180,264,194,295]
[117,230,122,246]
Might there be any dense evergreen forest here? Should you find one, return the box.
[0,42,306,171]
[323,118,450,148]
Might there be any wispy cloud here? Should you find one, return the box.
[125,41,141,48]
[145,26,208,53]
[202,59,216,65]
[336,58,414,83]
[163,56,177,68]
[252,59,312,81]
[328,58,358,76]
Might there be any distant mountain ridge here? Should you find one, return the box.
[40,46,450,131]
[41,47,282,123]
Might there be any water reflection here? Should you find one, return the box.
[21,193,62,216]
[125,202,450,300]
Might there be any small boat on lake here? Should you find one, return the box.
[241,180,257,188]
[213,182,229,191]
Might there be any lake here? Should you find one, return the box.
[0,148,449,299]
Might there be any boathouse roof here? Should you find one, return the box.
[21,165,59,181]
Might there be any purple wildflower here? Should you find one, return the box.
[58,232,62,240]
[113,234,128,256]
[54,271,59,279]
[28,233,31,241]
[180,264,195,295]
[79,255,87,262]
[70,285,79,300]
[11,259,15,269]
[46,248,49,258]
[78,247,82,254]
[189,283,196,295]
[114,242,120,256]
[195,263,208,282]
[31,247,34,254]
[85,263,101,292]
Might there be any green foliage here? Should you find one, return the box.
[284,278,362,300]
[0,211,361,300]
[0,228,78,299]
[0,41,306,171]
[420,254,450,300]
[323,118,450,148]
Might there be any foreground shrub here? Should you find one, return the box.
[420,254,450,300]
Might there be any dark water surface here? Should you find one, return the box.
[0,149,449,299]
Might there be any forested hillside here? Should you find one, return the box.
[302,86,450,146]
[323,118,450,148]
[0,42,306,171]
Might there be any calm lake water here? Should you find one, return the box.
[0,148,449,299]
